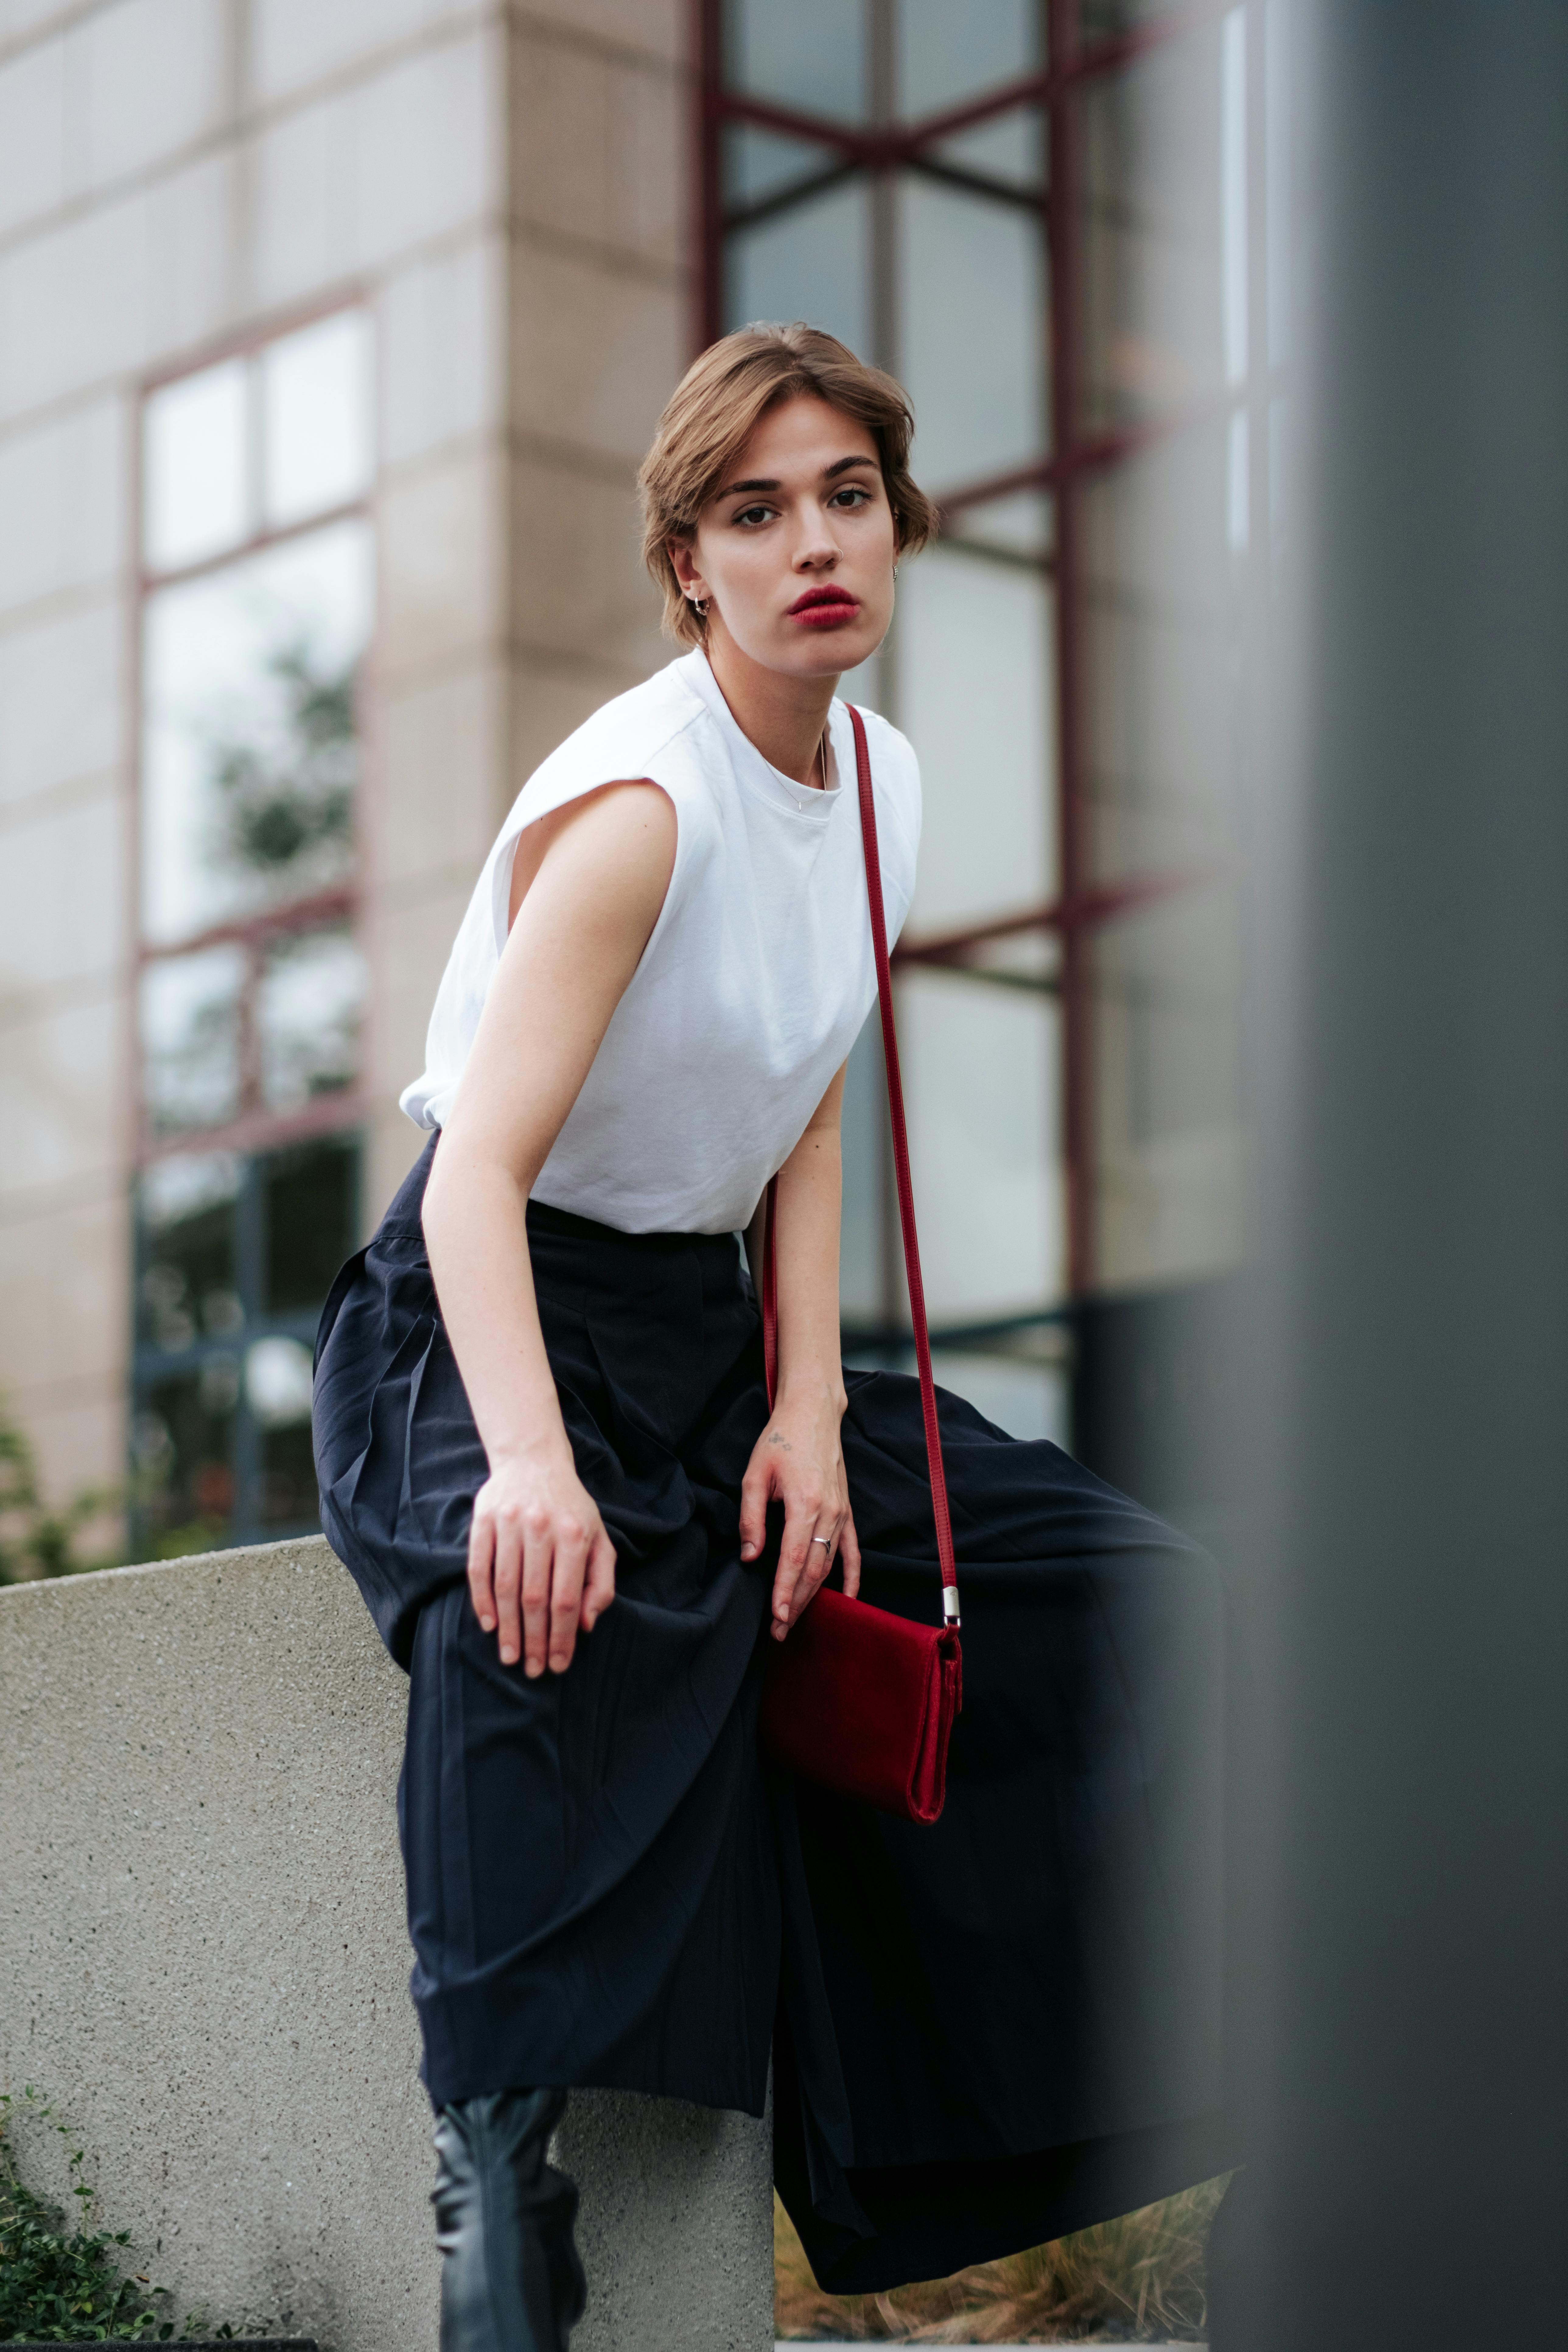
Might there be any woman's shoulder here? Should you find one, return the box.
[521,657,716,813]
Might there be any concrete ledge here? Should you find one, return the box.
[0,1538,772,2352]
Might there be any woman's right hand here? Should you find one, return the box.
[467,1445,617,1677]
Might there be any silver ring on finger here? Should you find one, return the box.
[811,1536,832,1549]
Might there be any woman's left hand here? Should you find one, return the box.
[739,1386,861,1640]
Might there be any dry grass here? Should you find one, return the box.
[775,2177,1229,2343]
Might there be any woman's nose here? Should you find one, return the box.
[793,526,837,569]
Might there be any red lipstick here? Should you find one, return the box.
[787,584,861,628]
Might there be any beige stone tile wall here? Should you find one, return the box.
[0,1,519,1518]
[0,0,695,1523]
[503,2,690,780]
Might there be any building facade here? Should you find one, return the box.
[0,0,1266,1558]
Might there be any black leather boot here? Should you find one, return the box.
[432,2087,587,2352]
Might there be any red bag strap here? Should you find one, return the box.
[761,703,960,1629]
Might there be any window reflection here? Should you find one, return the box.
[142,359,251,574]
[261,311,374,530]
[728,179,871,352]
[726,0,866,121]
[141,520,369,944]
[724,124,839,208]
[140,945,246,1138]
[134,305,373,1557]
[136,1153,242,1351]
[943,488,1054,562]
[257,925,364,1114]
[899,548,1055,931]
[132,1364,240,1555]
[929,109,1045,193]
[262,1133,359,1315]
[129,1136,360,1553]
[899,177,1046,490]
[896,0,1038,116]
[903,971,1063,1316]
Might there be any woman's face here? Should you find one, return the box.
[672,396,898,679]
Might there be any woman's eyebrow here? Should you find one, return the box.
[717,455,879,499]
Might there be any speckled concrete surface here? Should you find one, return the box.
[0,1538,772,2352]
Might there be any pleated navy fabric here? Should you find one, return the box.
[314,1134,1229,2291]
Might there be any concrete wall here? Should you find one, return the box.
[0,1536,772,2352]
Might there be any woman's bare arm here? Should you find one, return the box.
[738,1063,861,1637]
[422,781,676,1677]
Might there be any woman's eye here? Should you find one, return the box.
[830,486,872,509]
[734,504,774,528]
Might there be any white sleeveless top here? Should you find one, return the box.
[400,649,921,1236]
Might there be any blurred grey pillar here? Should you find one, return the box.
[1211,2,1568,2343]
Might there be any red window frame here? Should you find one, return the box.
[693,0,1252,1303]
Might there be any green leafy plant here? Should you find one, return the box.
[0,2088,173,2343]
[0,1404,120,1588]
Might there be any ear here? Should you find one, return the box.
[668,537,707,597]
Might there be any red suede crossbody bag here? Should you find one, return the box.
[757,703,962,1827]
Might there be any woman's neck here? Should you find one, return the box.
[702,627,837,789]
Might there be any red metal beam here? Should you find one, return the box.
[691,0,1211,1302]
[140,1090,366,1168]
[892,869,1211,968]
[136,886,359,968]
[931,400,1231,524]
[707,3,1229,177]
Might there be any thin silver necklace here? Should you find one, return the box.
[794,729,828,813]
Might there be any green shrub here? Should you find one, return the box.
[0,1405,120,1588]
[0,2088,199,2344]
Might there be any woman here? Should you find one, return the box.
[315,324,1227,2352]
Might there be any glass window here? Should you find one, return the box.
[898,177,1046,490]
[139,946,247,1139]
[140,520,369,945]
[929,1349,1071,1447]
[133,1363,240,1556]
[130,1135,360,1553]
[898,546,1055,932]
[135,308,373,1557]
[724,0,867,121]
[261,311,374,529]
[726,178,872,348]
[928,108,1045,192]
[136,1152,242,1352]
[257,925,365,1115]
[143,359,252,573]
[901,970,1063,1316]
[897,0,1038,117]
[724,124,840,210]
[941,487,1054,562]
[262,1133,360,1314]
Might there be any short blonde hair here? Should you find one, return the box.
[638,322,938,647]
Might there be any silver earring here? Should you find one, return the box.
[689,594,709,618]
